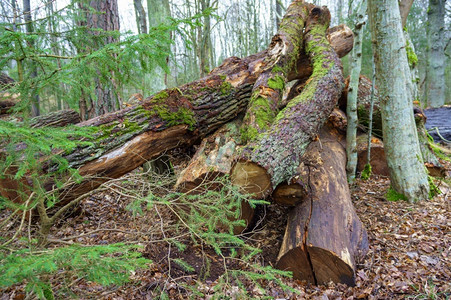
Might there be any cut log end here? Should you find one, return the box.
[276,247,315,283]
[273,183,307,206]
[309,246,355,286]
[230,161,271,199]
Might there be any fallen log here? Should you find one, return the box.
[276,123,369,285]
[175,119,243,193]
[231,7,344,200]
[29,109,81,128]
[240,1,311,142]
[0,16,353,208]
[272,108,347,205]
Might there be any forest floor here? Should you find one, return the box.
[1,149,450,299]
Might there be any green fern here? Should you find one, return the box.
[0,243,151,299]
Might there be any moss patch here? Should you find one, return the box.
[406,39,418,68]
[428,176,441,199]
[268,75,285,91]
[151,105,196,130]
[385,187,408,202]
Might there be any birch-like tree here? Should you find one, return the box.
[426,0,446,107]
[346,0,367,182]
[368,0,429,202]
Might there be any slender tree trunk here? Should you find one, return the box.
[368,0,429,202]
[426,0,446,107]
[23,0,40,117]
[134,0,147,34]
[346,0,367,182]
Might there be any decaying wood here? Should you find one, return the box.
[356,134,389,176]
[0,6,353,206]
[273,109,347,205]
[175,120,243,193]
[29,109,81,128]
[241,1,311,141]
[276,124,369,285]
[231,7,344,200]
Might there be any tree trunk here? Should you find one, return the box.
[368,0,429,202]
[426,0,446,108]
[23,0,40,117]
[346,0,367,182]
[134,0,147,34]
[273,108,347,205]
[276,124,369,286]
[231,7,344,199]
[79,0,120,119]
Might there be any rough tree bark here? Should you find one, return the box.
[0,9,353,209]
[231,6,344,199]
[368,0,429,202]
[78,0,121,119]
[276,123,369,286]
[240,0,311,143]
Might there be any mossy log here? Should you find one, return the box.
[231,7,344,199]
[240,1,311,142]
[0,8,354,208]
[276,124,369,285]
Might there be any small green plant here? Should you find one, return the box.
[361,163,372,180]
[0,243,150,299]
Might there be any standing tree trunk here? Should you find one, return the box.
[426,0,446,108]
[346,0,367,182]
[134,0,147,34]
[23,0,40,117]
[368,0,429,202]
[79,0,121,119]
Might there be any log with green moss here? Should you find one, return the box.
[231,6,344,199]
[240,1,312,143]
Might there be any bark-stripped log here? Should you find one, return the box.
[175,120,243,193]
[273,109,347,205]
[240,1,311,142]
[276,124,369,285]
[231,7,344,199]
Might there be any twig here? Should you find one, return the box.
[1,192,35,247]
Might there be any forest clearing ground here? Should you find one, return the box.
[1,154,450,299]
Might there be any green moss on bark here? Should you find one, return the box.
[268,75,285,91]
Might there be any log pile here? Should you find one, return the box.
[0,2,373,286]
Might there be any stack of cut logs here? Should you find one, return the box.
[3,1,443,286]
